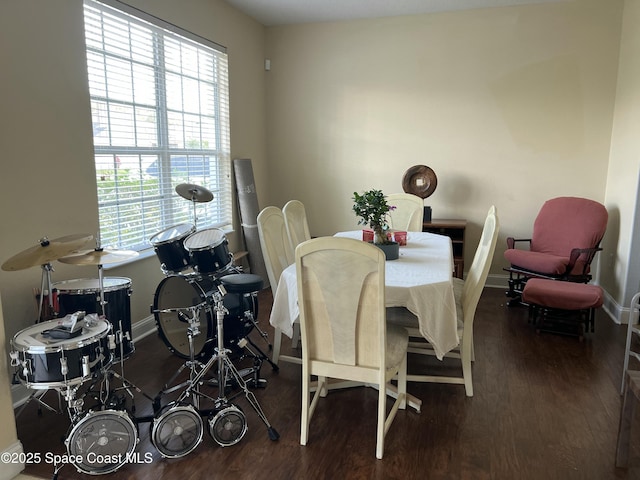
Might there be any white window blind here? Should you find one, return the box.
[83,0,232,252]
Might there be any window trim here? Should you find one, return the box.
[84,0,232,253]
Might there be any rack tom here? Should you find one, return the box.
[150,223,196,274]
[183,228,232,275]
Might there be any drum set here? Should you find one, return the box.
[3,184,279,476]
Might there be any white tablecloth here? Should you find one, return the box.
[269,231,459,360]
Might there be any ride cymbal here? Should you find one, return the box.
[59,248,139,266]
[175,183,214,203]
[2,233,94,271]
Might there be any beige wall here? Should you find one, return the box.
[264,0,624,284]
[0,0,266,382]
[602,0,640,314]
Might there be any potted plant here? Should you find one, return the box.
[352,189,399,260]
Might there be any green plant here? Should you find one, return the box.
[352,189,396,244]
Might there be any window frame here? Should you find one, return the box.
[83,0,232,254]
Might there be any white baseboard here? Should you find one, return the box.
[0,441,25,480]
[131,314,158,342]
[11,316,158,409]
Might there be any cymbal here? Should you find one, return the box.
[59,248,139,266]
[175,183,214,203]
[2,234,94,271]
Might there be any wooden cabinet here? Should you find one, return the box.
[423,219,467,279]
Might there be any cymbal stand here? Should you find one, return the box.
[190,195,198,228]
[37,261,56,322]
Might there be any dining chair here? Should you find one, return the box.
[283,199,311,250]
[297,236,409,459]
[256,206,300,365]
[388,205,499,397]
[386,193,424,232]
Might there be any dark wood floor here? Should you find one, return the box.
[15,287,640,480]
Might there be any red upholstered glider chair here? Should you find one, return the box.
[504,197,608,306]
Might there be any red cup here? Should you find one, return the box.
[393,230,407,246]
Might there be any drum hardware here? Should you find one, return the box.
[152,301,213,407]
[1,233,93,321]
[175,183,214,228]
[153,281,279,447]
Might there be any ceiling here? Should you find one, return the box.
[224,0,566,27]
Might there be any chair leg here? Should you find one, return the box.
[461,334,474,397]
[272,327,283,366]
[291,322,300,349]
[376,380,386,460]
[300,366,310,446]
[397,355,407,410]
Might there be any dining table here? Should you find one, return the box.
[269,230,460,361]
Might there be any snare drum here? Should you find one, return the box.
[11,317,112,389]
[150,223,196,274]
[54,277,134,360]
[183,228,232,275]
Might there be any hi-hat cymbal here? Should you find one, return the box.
[175,183,214,203]
[2,233,94,271]
[59,248,139,266]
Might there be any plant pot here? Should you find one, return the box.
[375,241,399,261]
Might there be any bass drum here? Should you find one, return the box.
[153,275,256,359]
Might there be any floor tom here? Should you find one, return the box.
[54,277,134,360]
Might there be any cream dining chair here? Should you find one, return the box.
[388,205,499,397]
[257,206,300,365]
[283,200,311,250]
[386,193,424,232]
[296,236,410,459]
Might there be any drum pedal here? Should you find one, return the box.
[104,392,126,410]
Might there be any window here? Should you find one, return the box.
[83,0,232,252]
